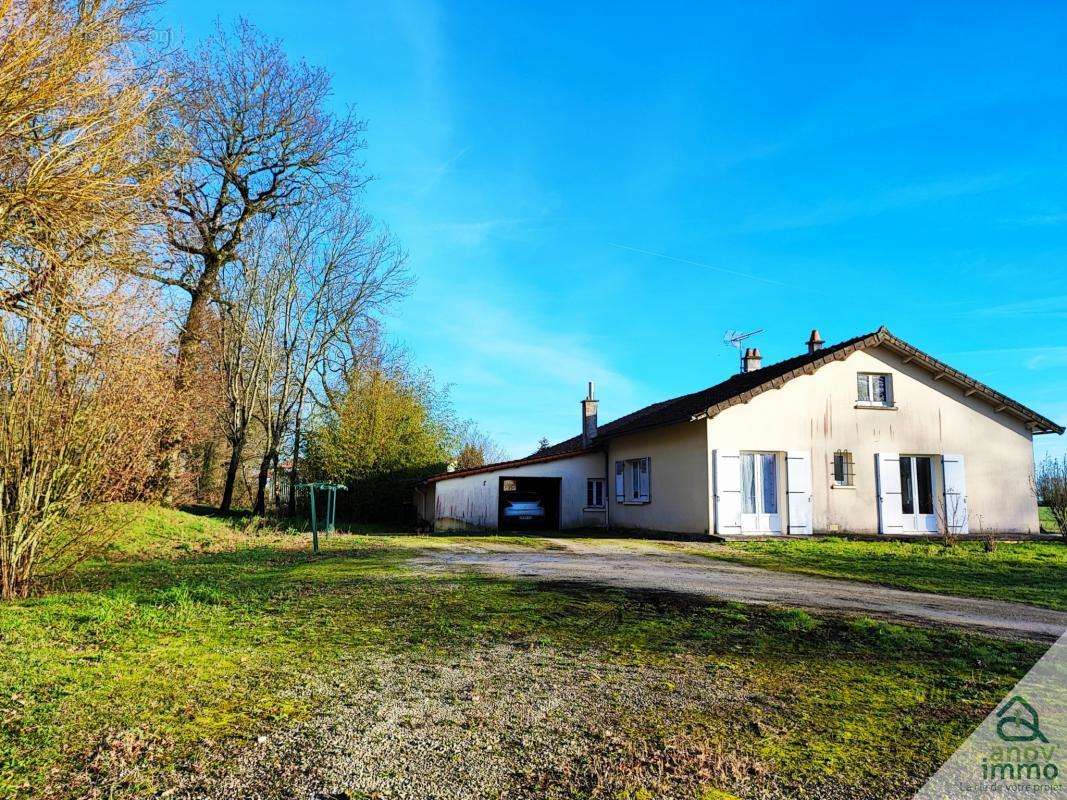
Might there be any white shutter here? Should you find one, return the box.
[713,449,742,535]
[875,452,904,534]
[638,457,650,502]
[615,461,624,501]
[786,450,813,535]
[941,454,969,534]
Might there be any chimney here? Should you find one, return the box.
[581,381,598,447]
[741,347,762,373]
[806,329,825,354]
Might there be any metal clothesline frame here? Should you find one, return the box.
[297,482,346,553]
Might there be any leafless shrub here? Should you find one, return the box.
[0,0,173,597]
[1034,456,1067,541]
[0,308,173,598]
[935,490,968,548]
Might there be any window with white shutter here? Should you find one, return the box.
[618,457,651,504]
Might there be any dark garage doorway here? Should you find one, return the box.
[498,476,561,531]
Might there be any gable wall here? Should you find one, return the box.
[705,346,1038,533]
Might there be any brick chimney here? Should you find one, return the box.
[581,381,598,447]
[741,347,762,373]
[806,329,825,354]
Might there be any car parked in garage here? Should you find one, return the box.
[502,491,547,522]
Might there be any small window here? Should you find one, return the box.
[857,373,893,406]
[615,457,651,503]
[833,451,854,487]
[586,478,605,509]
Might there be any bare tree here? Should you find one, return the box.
[213,238,282,513]
[1034,456,1067,540]
[246,203,408,516]
[454,423,509,470]
[147,18,367,502]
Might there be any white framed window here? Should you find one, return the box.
[857,373,893,406]
[615,457,651,503]
[586,478,605,509]
[832,450,854,487]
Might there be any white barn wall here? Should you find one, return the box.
[432,453,607,531]
[706,345,1039,534]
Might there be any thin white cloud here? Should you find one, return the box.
[419,217,534,247]
[946,345,1067,370]
[1003,211,1067,227]
[423,298,644,456]
[415,145,472,196]
[734,174,1010,234]
[958,294,1067,320]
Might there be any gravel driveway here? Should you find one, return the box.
[181,646,765,800]
[415,539,1067,641]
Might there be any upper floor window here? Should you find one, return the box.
[857,373,893,406]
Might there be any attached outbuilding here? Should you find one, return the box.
[416,327,1063,536]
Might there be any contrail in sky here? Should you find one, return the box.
[608,242,799,289]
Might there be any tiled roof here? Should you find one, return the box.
[425,326,1062,483]
[534,328,887,458]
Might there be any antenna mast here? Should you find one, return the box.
[723,328,764,372]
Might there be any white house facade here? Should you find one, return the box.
[416,328,1063,537]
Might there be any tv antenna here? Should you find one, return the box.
[723,328,764,371]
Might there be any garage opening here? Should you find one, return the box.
[498,476,561,532]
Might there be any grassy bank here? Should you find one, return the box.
[0,504,1049,799]
[678,536,1067,610]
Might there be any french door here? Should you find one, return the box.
[741,452,781,533]
[898,455,937,532]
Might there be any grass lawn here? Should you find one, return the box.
[0,504,1051,799]
[671,536,1067,611]
[1040,505,1063,533]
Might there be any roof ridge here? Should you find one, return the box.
[456,325,1062,480]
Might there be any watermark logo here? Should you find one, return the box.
[997,696,1049,744]
[980,694,1060,788]
[913,630,1067,798]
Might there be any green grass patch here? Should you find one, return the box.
[682,536,1067,610]
[0,504,1050,799]
[1040,505,1063,534]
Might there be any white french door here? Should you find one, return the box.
[898,455,937,533]
[741,452,781,533]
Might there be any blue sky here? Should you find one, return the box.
[158,1,1067,461]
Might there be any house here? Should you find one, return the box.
[414,327,1063,537]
